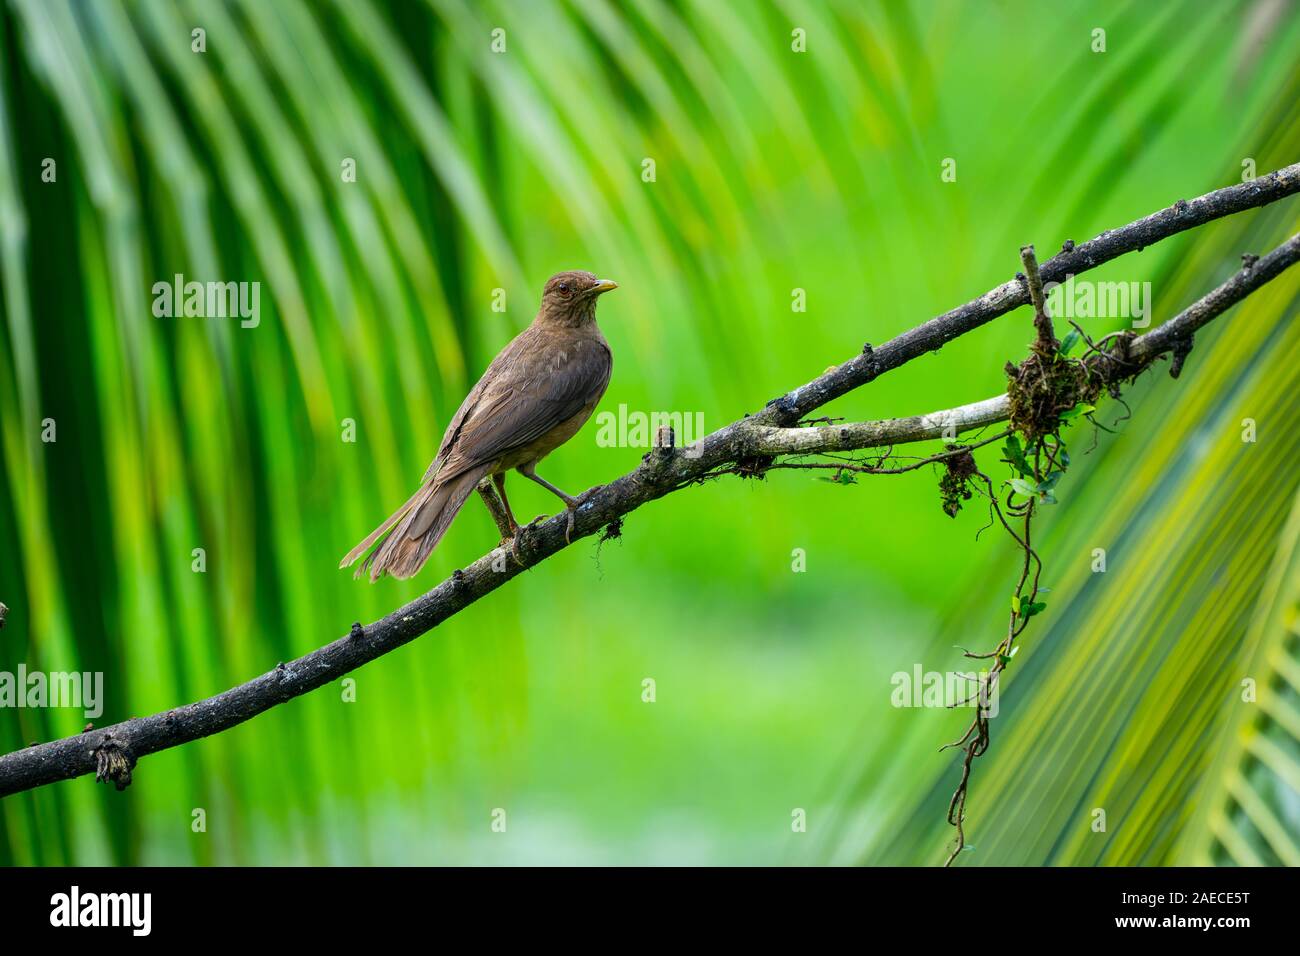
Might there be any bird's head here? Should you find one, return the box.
[538,270,618,327]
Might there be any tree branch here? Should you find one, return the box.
[745,231,1300,460]
[3,169,1299,798]
[754,163,1300,426]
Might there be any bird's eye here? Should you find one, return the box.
[558,282,571,296]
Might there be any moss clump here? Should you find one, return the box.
[733,454,774,480]
[1004,351,1098,446]
[939,445,978,517]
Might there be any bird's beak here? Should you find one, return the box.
[591,278,619,295]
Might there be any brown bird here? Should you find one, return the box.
[341,270,617,581]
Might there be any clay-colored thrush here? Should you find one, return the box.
[341,270,617,581]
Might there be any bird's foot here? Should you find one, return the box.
[497,532,526,567]
[496,519,522,551]
[562,487,601,544]
[495,513,522,562]
[502,515,549,566]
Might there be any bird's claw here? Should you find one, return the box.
[495,530,527,567]
[504,504,583,551]
[562,487,601,543]
[502,516,548,567]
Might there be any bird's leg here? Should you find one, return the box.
[488,473,533,566]
[519,465,586,543]
[492,473,522,534]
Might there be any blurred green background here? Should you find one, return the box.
[2,0,1299,866]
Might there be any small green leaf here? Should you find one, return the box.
[1022,601,1047,618]
[1011,594,1021,614]
[1008,478,1037,498]
[1002,435,1034,478]
[1037,471,1065,492]
[1059,403,1096,422]
[1059,329,1081,355]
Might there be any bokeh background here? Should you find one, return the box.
[2,0,1299,866]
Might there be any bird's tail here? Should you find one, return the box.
[339,464,490,581]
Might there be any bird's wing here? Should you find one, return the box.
[420,339,521,484]
[436,335,611,481]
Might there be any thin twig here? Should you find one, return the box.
[1020,244,1058,355]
